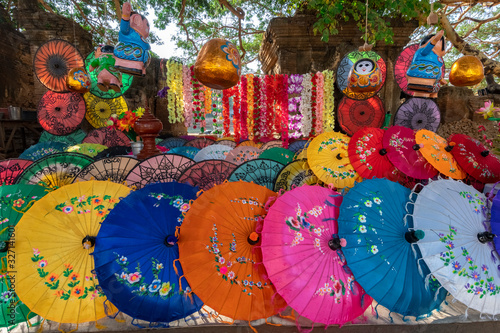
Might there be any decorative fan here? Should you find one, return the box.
[84,51,133,99]
[336,50,386,100]
[75,156,139,183]
[394,98,441,132]
[37,91,86,135]
[84,92,128,128]
[33,39,84,92]
[83,127,131,147]
[337,96,385,136]
[124,154,195,189]
[178,160,238,191]
[228,158,284,190]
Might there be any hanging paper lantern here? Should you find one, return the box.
[449,55,484,87]
[194,38,241,90]
[348,58,383,93]
[66,67,91,93]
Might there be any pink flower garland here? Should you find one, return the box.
[288,74,303,139]
[253,76,261,141]
[182,65,193,128]
[280,74,289,148]
[240,75,249,141]
[315,72,324,135]
[259,76,267,140]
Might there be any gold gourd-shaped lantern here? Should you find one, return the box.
[194,38,241,90]
[66,67,91,93]
[449,55,484,87]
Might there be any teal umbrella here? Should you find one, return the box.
[19,142,69,161]
[258,147,294,165]
[228,159,284,190]
[39,130,86,145]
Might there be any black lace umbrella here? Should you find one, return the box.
[37,91,86,135]
[83,127,131,147]
[75,156,139,183]
[178,160,237,191]
[394,98,441,132]
[228,158,285,190]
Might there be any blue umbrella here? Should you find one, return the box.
[167,146,200,159]
[158,137,188,150]
[93,182,203,326]
[19,141,69,161]
[228,158,284,190]
[288,139,309,153]
[338,178,446,318]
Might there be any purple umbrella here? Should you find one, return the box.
[394,98,441,132]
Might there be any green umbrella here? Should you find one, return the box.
[65,143,108,158]
[0,184,48,329]
[258,147,294,166]
[39,130,86,146]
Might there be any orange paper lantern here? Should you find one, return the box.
[449,55,484,87]
[194,38,241,90]
[66,67,91,93]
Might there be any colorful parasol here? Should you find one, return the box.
[262,185,371,326]
[337,96,385,136]
[415,129,467,179]
[490,190,500,257]
[125,154,195,190]
[258,147,294,166]
[237,140,262,148]
[37,91,86,135]
[14,181,131,324]
[273,159,319,192]
[347,127,400,181]
[288,139,309,153]
[93,182,203,324]
[16,152,93,190]
[94,146,132,159]
[167,147,200,160]
[83,127,131,147]
[307,132,361,189]
[0,269,38,329]
[394,98,441,132]
[336,50,386,100]
[216,139,237,149]
[178,181,287,321]
[19,141,69,161]
[84,92,128,128]
[158,137,187,149]
[39,129,86,146]
[65,143,108,158]
[193,144,232,162]
[225,146,262,165]
[449,133,500,183]
[75,156,139,183]
[382,126,438,180]
[85,51,133,99]
[184,137,215,149]
[260,140,283,150]
[412,179,500,315]
[0,159,33,185]
[338,178,447,317]
[178,160,237,191]
[228,159,284,190]
[33,39,84,93]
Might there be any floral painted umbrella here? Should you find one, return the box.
[125,154,195,190]
[273,159,319,192]
[93,182,203,325]
[14,181,131,324]
[39,129,86,146]
[394,98,441,132]
[216,139,237,149]
[193,144,232,162]
[83,127,131,147]
[178,160,237,191]
[412,179,500,315]
[307,131,361,189]
[338,178,447,317]
[184,137,215,150]
[37,91,86,135]
[0,159,33,185]
[84,93,128,128]
[258,147,294,166]
[225,146,262,165]
[228,159,284,190]
[260,140,283,150]
[237,140,262,149]
[178,181,287,321]
[75,156,139,183]
[65,143,108,158]
[167,147,200,160]
[19,142,69,161]
[337,96,385,136]
[262,185,372,326]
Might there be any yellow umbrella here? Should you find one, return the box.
[83,93,128,128]
[307,131,361,189]
[14,180,131,325]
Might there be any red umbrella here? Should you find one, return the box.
[449,133,500,183]
[33,39,84,93]
[184,137,215,149]
[37,91,86,135]
[337,96,385,136]
[83,127,131,147]
[0,159,33,185]
[382,125,438,179]
[347,127,400,181]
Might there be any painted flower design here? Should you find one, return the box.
[68,273,80,282]
[47,273,58,283]
[173,198,183,208]
[0,291,12,303]
[364,200,372,207]
[120,272,127,280]
[127,272,142,284]
[72,286,84,297]
[358,215,366,223]
[452,261,461,270]
[38,260,48,268]
[373,197,382,204]
[149,279,162,292]
[63,205,74,214]
[139,285,147,292]
[219,257,225,265]
[179,203,190,212]
[371,245,378,254]
[156,263,164,270]
[13,199,25,207]
[471,271,481,281]
[359,225,367,233]
[119,256,127,264]
[219,266,228,275]
[221,42,241,73]
[159,282,172,296]
[228,271,235,280]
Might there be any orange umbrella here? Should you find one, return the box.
[178,181,286,322]
[237,140,262,149]
[415,129,467,179]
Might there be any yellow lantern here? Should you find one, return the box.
[194,38,241,90]
[66,67,91,93]
[449,55,484,87]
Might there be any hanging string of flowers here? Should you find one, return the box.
[259,75,267,141]
[263,75,275,140]
[274,75,283,140]
[212,89,224,136]
[323,69,335,131]
[204,87,212,115]
[247,74,255,141]
[288,74,303,140]
[240,75,249,141]
[279,74,289,148]
[311,73,318,138]
[166,60,178,123]
[222,88,231,137]
[315,72,325,135]
[232,85,241,142]
[253,75,261,142]
[191,66,203,131]
[300,73,312,138]
[182,65,193,128]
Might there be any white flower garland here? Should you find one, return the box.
[300,73,312,137]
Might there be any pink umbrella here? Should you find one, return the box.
[225,146,262,165]
[262,185,371,326]
[382,125,438,179]
[83,127,131,147]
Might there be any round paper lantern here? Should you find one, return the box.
[348,58,383,93]
[66,67,91,93]
[449,55,484,87]
[194,38,241,90]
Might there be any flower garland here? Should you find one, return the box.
[311,73,318,138]
[300,73,312,137]
[222,89,231,137]
[279,74,289,148]
[232,85,241,142]
[288,74,303,139]
[204,87,212,115]
[191,66,206,132]
[240,75,249,141]
[258,76,266,141]
[247,74,254,141]
[274,76,282,139]
[263,75,275,140]
[315,72,325,135]
[182,65,193,128]
[174,61,184,123]
[323,70,335,131]
[212,89,223,137]
[253,76,261,142]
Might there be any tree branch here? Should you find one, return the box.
[37,0,54,13]
[68,0,100,37]
[113,0,122,21]
[178,0,199,53]
[217,0,245,19]
[439,0,500,4]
